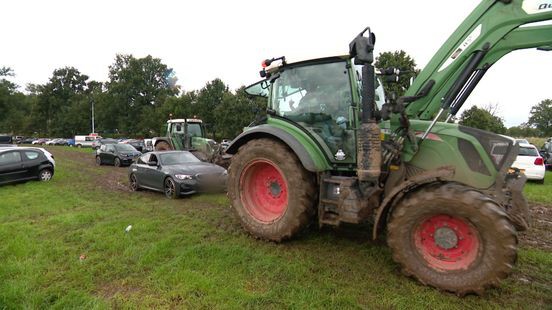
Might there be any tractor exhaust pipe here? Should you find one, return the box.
[349,27,381,182]
[357,65,381,182]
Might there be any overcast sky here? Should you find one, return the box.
[1,0,550,127]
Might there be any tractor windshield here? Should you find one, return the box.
[187,123,204,137]
[270,60,355,162]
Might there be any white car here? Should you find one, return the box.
[511,143,545,183]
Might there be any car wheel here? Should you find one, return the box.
[164,177,178,199]
[129,173,140,191]
[96,156,102,166]
[114,158,121,167]
[38,169,53,181]
[77,144,82,148]
[536,178,545,184]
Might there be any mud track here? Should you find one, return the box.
[47,146,552,252]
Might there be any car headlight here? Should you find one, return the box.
[175,174,193,180]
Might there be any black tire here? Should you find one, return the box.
[129,173,140,191]
[164,177,177,199]
[536,178,545,184]
[387,182,517,295]
[227,138,317,242]
[155,141,173,151]
[114,157,121,167]
[77,144,82,148]
[38,168,53,181]
[95,156,102,166]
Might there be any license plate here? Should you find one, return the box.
[508,168,525,174]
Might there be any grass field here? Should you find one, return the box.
[0,147,551,309]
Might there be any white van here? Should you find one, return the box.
[74,135,102,148]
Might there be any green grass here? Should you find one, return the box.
[524,171,552,204]
[0,148,551,309]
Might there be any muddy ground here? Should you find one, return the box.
[48,146,552,252]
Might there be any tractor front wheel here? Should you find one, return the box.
[387,182,517,295]
[228,138,316,242]
[155,141,173,151]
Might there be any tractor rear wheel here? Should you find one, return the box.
[155,141,173,151]
[387,182,517,295]
[228,138,316,242]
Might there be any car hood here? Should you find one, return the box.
[165,162,226,175]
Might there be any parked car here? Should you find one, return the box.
[13,136,25,144]
[511,143,545,183]
[0,135,13,144]
[128,151,227,198]
[0,147,55,185]
[32,138,49,145]
[121,139,145,152]
[66,138,75,147]
[92,138,118,150]
[220,139,231,151]
[96,143,141,167]
[45,138,63,145]
[75,135,102,148]
[143,139,154,152]
[20,137,35,144]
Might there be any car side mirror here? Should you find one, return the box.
[147,161,158,166]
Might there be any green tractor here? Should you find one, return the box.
[153,118,226,164]
[226,0,552,294]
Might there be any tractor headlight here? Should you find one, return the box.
[175,174,193,180]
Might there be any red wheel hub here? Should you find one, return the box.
[240,159,288,222]
[414,214,480,271]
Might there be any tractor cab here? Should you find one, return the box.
[246,56,385,165]
[167,118,207,151]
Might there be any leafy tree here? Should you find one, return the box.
[374,50,418,98]
[196,79,229,139]
[214,86,267,139]
[528,99,552,137]
[106,54,179,136]
[507,124,540,138]
[36,67,89,135]
[459,105,506,134]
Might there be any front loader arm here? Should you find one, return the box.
[404,0,552,121]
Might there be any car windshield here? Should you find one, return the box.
[159,152,201,165]
[115,144,136,152]
[518,146,538,156]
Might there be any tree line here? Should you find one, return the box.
[0,55,266,141]
[2,51,551,140]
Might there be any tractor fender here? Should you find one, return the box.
[372,166,456,240]
[226,125,318,172]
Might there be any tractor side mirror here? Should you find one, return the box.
[349,27,376,65]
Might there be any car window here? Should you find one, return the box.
[138,153,150,164]
[150,154,158,163]
[0,151,22,165]
[24,151,40,160]
[159,152,201,165]
[100,145,106,151]
[115,144,136,152]
[106,145,115,152]
[518,146,539,157]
